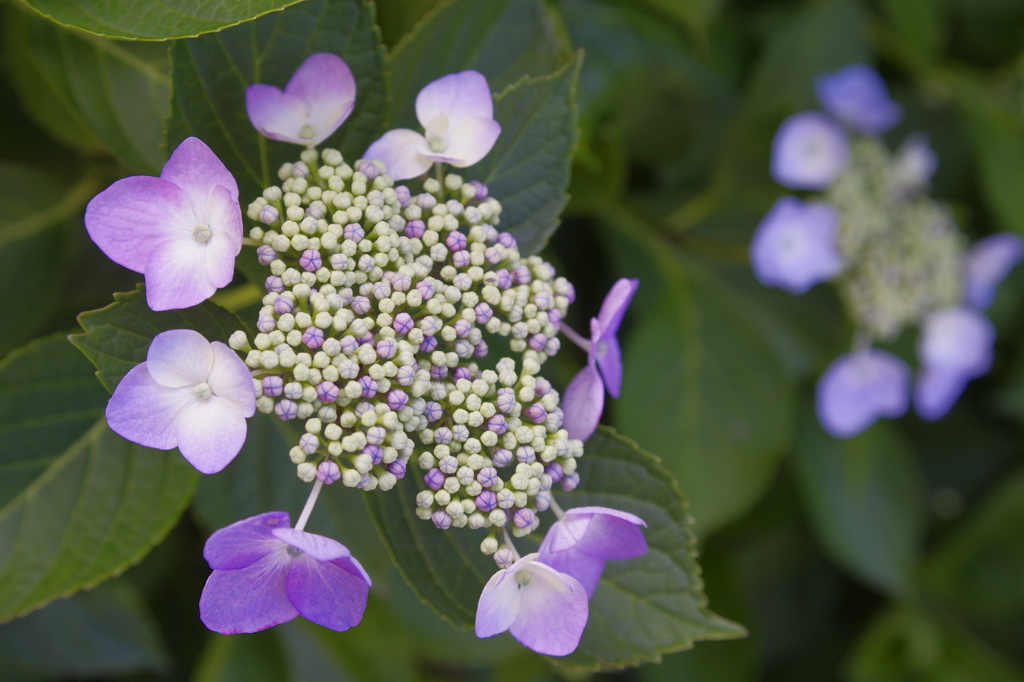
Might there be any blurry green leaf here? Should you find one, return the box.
[166,0,387,202]
[5,7,170,173]
[22,0,305,40]
[0,334,199,622]
[0,580,169,680]
[924,465,1024,620]
[467,55,582,256]
[793,414,926,597]
[69,284,246,393]
[622,0,724,35]
[387,0,569,130]
[194,629,289,682]
[617,252,794,533]
[879,0,944,66]
[846,605,1024,682]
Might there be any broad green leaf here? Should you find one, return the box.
[69,284,246,392]
[466,55,582,257]
[22,0,305,40]
[365,427,743,670]
[0,334,199,622]
[0,579,169,679]
[617,254,794,534]
[194,629,290,682]
[879,0,944,66]
[793,413,926,597]
[621,0,724,35]
[166,0,387,203]
[387,0,570,130]
[5,7,170,173]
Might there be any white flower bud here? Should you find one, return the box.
[481,536,499,554]
[297,462,317,482]
[342,469,362,487]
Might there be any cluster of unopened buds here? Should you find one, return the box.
[750,63,1024,438]
[83,53,645,655]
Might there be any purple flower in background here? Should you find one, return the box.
[105,329,255,474]
[815,63,903,134]
[561,278,640,441]
[892,133,938,193]
[363,71,501,180]
[750,196,843,294]
[914,307,995,421]
[964,233,1024,310]
[199,512,370,634]
[770,111,849,190]
[475,553,588,656]
[537,506,647,598]
[85,137,242,311]
[816,349,910,438]
[246,53,356,146]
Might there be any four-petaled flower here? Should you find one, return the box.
[537,506,647,598]
[562,278,639,441]
[363,70,501,180]
[105,329,256,474]
[475,553,588,656]
[750,196,843,294]
[85,137,242,311]
[200,512,371,634]
[246,53,356,147]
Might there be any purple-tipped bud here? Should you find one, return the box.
[430,364,448,380]
[468,180,488,200]
[387,458,407,479]
[513,508,535,529]
[474,340,489,358]
[432,510,452,530]
[299,249,322,272]
[257,314,277,333]
[453,319,472,338]
[527,333,547,351]
[484,247,502,265]
[424,402,443,421]
[329,253,348,270]
[516,446,536,464]
[353,401,374,417]
[265,276,285,293]
[376,338,396,359]
[317,461,341,485]
[473,303,493,324]
[496,388,516,414]
[495,269,512,289]
[343,223,365,242]
[477,467,499,487]
[358,376,379,398]
[543,338,561,355]
[257,244,277,265]
[560,472,580,492]
[497,233,517,249]
[548,308,563,326]
[351,296,371,315]
[544,462,563,483]
[299,432,319,455]
[372,281,392,300]
[533,291,552,309]
[357,332,374,346]
[534,378,552,397]
[492,448,513,467]
[392,272,411,292]
[512,265,531,285]
[362,444,383,465]
[404,219,426,239]
[434,427,454,445]
[366,426,386,445]
[475,490,499,513]
[274,296,294,314]
[315,381,339,403]
[396,365,415,386]
[421,338,439,356]
[305,206,324,221]
[453,339,472,357]
[387,389,409,410]
[275,399,298,420]
[525,403,547,423]
[438,456,458,475]
[302,327,324,349]
[356,159,379,180]
[339,336,359,355]
[416,193,437,210]
[262,376,284,397]
[292,162,310,178]
[393,312,414,335]
[416,280,434,300]
[445,231,468,251]
[453,366,473,381]
[395,185,411,207]
[453,250,472,268]
[259,205,279,225]
[425,468,445,490]
[487,414,508,434]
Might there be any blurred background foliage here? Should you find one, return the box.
[2,0,1024,679]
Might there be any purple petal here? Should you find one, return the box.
[815,63,903,134]
[596,278,640,338]
[770,111,849,190]
[964,233,1024,310]
[285,53,356,146]
[892,133,938,192]
[415,70,494,132]
[475,565,521,638]
[84,176,193,273]
[914,367,970,422]
[442,117,501,167]
[285,554,370,632]
[203,511,291,570]
[146,329,215,388]
[561,364,605,441]
[208,342,257,416]
[105,363,193,450]
[564,506,647,527]
[363,129,433,181]
[536,545,605,599]
[199,550,297,634]
[161,137,238,204]
[246,84,309,144]
[174,396,248,474]
[750,196,843,294]
[572,512,648,561]
[917,307,994,379]
[272,528,349,562]
[508,558,589,657]
[815,349,911,439]
[595,334,623,399]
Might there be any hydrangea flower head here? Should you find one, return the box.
[537,506,647,597]
[914,306,995,420]
[770,111,849,190]
[199,512,370,634]
[562,278,640,441]
[475,553,588,656]
[815,63,903,134]
[750,196,842,294]
[105,329,256,474]
[246,53,356,146]
[85,137,242,311]
[816,349,911,438]
[964,233,1024,310]
[363,71,502,180]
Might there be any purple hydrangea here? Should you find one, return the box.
[770,111,849,190]
[816,349,910,438]
[963,233,1024,310]
[815,63,903,134]
[914,307,995,421]
[750,196,843,294]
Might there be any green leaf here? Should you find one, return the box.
[69,284,246,393]
[617,255,794,534]
[386,0,570,130]
[365,426,743,670]
[5,7,170,173]
[793,412,927,597]
[166,0,387,203]
[621,0,725,35]
[0,334,199,622]
[22,0,306,40]
[0,579,170,680]
[879,0,944,67]
[194,629,290,682]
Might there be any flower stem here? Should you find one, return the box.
[549,496,565,520]
[560,324,591,352]
[502,528,521,562]
[294,478,324,532]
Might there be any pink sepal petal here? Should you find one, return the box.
[596,278,640,337]
[199,551,297,634]
[573,512,648,561]
[105,363,193,450]
[246,84,309,144]
[203,183,244,287]
[475,567,520,638]
[203,511,291,570]
[536,547,605,598]
[815,349,910,439]
[508,559,588,657]
[174,396,248,474]
[596,334,623,399]
[144,238,217,312]
[285,554,370,632]
[146,329,214,388]
[161,136,239,203]
[208,342,257,415]
[914,367,970,422]
[272,528,349,562]
[562,364,605,441]
[444,117,502,168]
[285,53,356,145]
[964,233,1024,310]
[416,70,494,131]
[363,129,433,181]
